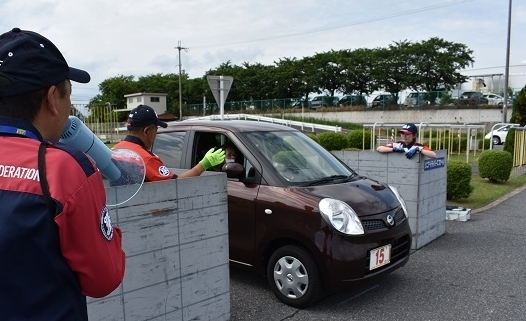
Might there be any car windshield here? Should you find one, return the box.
[243,131,357,184]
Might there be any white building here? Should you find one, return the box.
[459,64,526,95]
[123,92,168,115]
[380,64,526,104]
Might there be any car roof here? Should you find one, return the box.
[160,119,298,133]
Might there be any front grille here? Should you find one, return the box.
[364,234,411,275]
[394,207,406,222]
[361,207,406,231]
[362,220,385,230]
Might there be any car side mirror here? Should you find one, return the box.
[222,162,244,179]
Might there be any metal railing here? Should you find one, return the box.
[512,127,526,167]
[185,114,342,133]
[365,122,488,163]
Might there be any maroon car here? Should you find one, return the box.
[154,120,412,308]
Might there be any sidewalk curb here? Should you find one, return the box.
[471,184,526,214]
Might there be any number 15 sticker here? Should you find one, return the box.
[369,244,391,270]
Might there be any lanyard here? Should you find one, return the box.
[0,125,40,140]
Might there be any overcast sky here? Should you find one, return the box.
[1,0,525,104]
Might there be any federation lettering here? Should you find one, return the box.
[0,165,39,181]
[424,157,445,171]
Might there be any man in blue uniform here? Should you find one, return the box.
[0,28,125,320]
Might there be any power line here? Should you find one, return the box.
[192,0,479,49]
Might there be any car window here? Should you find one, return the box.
[195,132,222,163]
[245,159,256,179]
[244,131,356,183]
[153,131,187,168]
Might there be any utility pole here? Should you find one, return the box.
[175,41,188,121]
[503,0,512,122]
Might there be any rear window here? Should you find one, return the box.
[153,131,187,168]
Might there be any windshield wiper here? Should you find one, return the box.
[301,175,350,187]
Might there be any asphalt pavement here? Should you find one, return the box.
[229,186,526,321]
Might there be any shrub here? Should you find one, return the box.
[272,150,307,167]
[447,161,473,200]
[479,138,491,150]
[503,128,516,155]
[510,84,526,125]
[347,130,371,149]
[478,149,513,182]
[317,132,348,151]
[306,133,319,143]
[436,136,468,152]
[440,93,455,106]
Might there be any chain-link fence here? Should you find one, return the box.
[186,89,515,115]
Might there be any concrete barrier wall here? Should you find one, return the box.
[286,108,509,126]
[332,150,447,250]
[88,172,230,321]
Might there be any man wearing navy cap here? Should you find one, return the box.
[377,123,437,159]
[0,28,125,320]
[113,104,225,181]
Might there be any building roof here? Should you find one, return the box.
[158,111,178,121]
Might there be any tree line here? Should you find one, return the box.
[87,37,474,120]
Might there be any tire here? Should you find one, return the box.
[267,245,322,308]
[492,136,501,145]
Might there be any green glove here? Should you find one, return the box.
[199,148,226,170]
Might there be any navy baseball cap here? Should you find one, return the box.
[0,28,90,97]
[126,105,168,129]
[400,123,418,135]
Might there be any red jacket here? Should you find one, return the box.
[113,135,177,182]
[0,117,125,320]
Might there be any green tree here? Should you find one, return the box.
[238,62,275,100]
[411,37,473,93]
[89,75,138,110]
[510,85,526,126]
[205,60,244,103]
[274,57,312,100]
[137,73,181,113]
[88,36,479,115]
[371,43,413,101]
[309,50,346,96]
[338,48,378,96]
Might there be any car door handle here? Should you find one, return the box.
[264,209,273,215]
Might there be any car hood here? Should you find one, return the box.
[298,177,400,216]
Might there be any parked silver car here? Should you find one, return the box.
[403,92,429,107]
[309,96,339,109]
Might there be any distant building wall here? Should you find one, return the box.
[289,108,511,127]
[124,92,168,114]
[460,64,526,94]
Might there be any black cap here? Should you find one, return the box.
[399,123,418,135]
[126,105,168,129]
[0,28,90,97]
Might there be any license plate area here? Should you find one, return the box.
[369,244,391,270]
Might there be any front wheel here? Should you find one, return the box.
[267,245,322,308]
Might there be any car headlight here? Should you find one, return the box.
[319,198,364,235]
[388,185,409,218]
